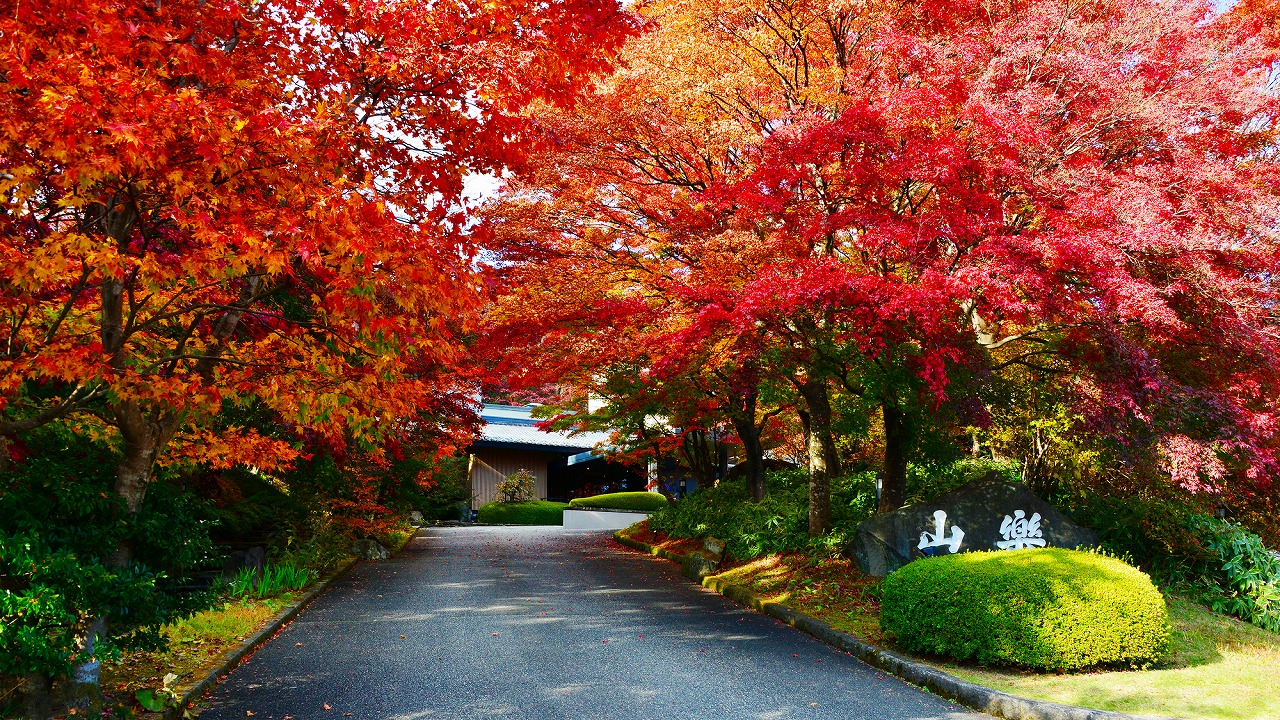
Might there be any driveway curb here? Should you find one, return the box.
[169,530,418,717]
[613,530,1178,720]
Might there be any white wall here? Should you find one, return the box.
[562,509,651,531]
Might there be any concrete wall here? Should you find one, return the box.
[562,509,651,531]
[468,450,551,509]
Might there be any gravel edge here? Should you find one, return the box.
[613,530,1181,720]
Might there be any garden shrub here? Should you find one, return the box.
[1065,495,1280,632]
[647,470,877,558]
[476,500,567,525]
[1064,494,1219,587]
[0,426,216,678]
[904,457,1019,506]
[1186,517,1280,632]
[880,548,1169,670]
[496,469,537,503]
[569,491,670,512]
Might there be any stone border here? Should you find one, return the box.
[169,530,419,717]
[613,531,1179,720]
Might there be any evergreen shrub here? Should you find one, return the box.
[880,548,1169,670]
[568,491,670,512]
[647,470,877,558]
[476,500,567,525]
[1187,517,1280,632]
[496,469,537,504]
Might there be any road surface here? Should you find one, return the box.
[200,526,986,720]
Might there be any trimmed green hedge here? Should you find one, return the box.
[568,492,670,512]
[881,548,1169,670]
[476,500,567,525]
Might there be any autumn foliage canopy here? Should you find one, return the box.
[0,0,636,508]
[483,0,1280,524]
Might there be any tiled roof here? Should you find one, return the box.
[475,422,612,452]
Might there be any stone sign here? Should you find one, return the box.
[848,473,1099,576]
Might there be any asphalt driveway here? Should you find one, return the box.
[200,527,986,720]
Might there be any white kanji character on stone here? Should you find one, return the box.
[997,509,1046,550]
[918,510,965,555]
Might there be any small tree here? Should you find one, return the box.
[496,470,538,503]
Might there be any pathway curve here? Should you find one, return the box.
[200,527,986,720]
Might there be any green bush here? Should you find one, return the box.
[648,470,877,558]
[476,500,567,525]
[0,425,216,678]
[496,469,538,503]
[1187,517,1280,632]
[1065,495,1280,632]
[569,491,670,512]
[880,548,1169,670]
[1064,494,1219,587]
[904,457,1019,506]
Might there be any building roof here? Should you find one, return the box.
[472,404,612,454]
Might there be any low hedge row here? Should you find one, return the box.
[476,500,567,525]
[568,492,670,512]
[880,548,1169,670]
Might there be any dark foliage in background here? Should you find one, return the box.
[0,426,216,677]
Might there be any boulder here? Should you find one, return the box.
[702,536,726,560]
[848,473,1098,576]
[220,546,265,580]
[351,539,390,560]
[409,510,425,526]
[681,551,721,581]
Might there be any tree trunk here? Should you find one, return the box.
[728,393,768,502]
[22,672,51,720]
[879,402,909,513]
[796,378,838,537]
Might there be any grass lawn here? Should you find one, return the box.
[569,491,670,512]
[941,597,1280,720]
[101,593,300,704]
[620,523,1280,720]
[477,500,568,525]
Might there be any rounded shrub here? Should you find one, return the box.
[568,491,670,512]
[880,548,1169,670]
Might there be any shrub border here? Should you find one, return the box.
[564,506,657,514]
[168,531,418,718]
[613,530,1181,720]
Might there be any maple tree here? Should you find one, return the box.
[484,0,1280,534]
[1,0,636,702]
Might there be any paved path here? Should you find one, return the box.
[201,527,986,720]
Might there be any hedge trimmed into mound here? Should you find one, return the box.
[476,500,567,525]
[880,548,1168,670]
[568,492,669,512]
